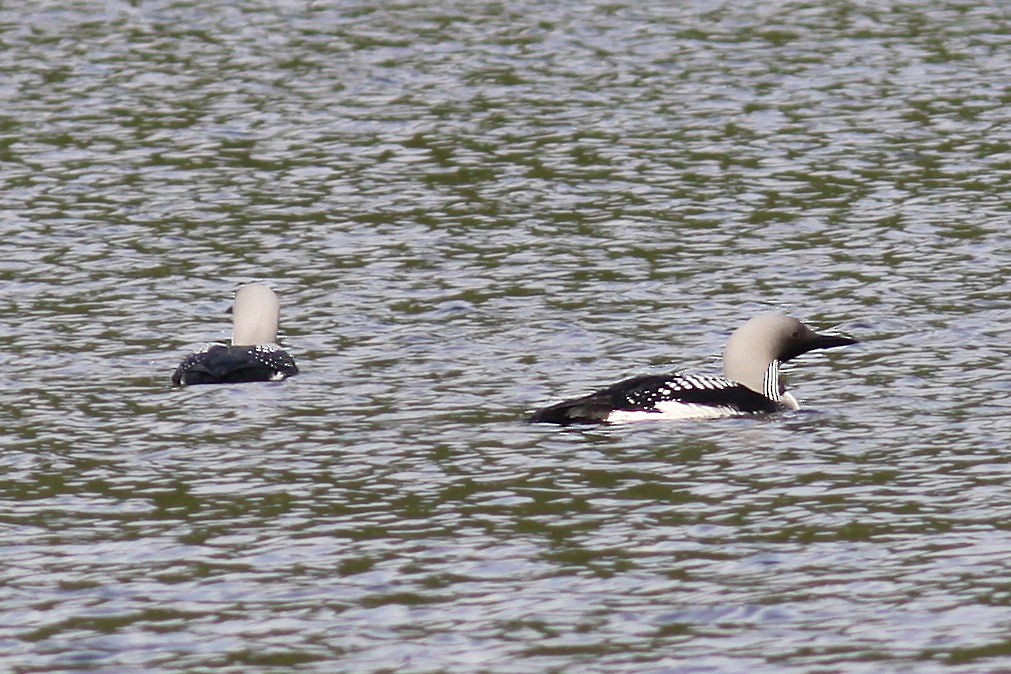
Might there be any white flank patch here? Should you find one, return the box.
[605,401,744,424]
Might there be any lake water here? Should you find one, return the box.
[1,1,1009,672]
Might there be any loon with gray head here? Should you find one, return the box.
[172,284,299,386]
[529,313,857,425]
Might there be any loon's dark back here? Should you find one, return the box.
[172,345,298,386]
[529,373,781,426]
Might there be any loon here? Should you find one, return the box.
[171,284,299,386]
[529,313,857,425]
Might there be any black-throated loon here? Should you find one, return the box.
[528,313,857,425]
[172,284,299,386]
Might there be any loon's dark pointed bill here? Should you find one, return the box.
[779,332,858,363]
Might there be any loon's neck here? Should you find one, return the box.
[231,285,281,346]
[759,359,800,409]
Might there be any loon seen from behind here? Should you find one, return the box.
[172,284,299,386]
[529,313,857,425]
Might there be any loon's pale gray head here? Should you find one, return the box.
[723,313,857,405]
[231,284,281,346]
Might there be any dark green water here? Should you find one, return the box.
[1,1,1009,672]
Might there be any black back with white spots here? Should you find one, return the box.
[172,344,299,386]
[529,372,781,426]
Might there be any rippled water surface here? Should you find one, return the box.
[1,1,1010,672]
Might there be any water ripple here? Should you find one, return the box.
[1,0,1010,672]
